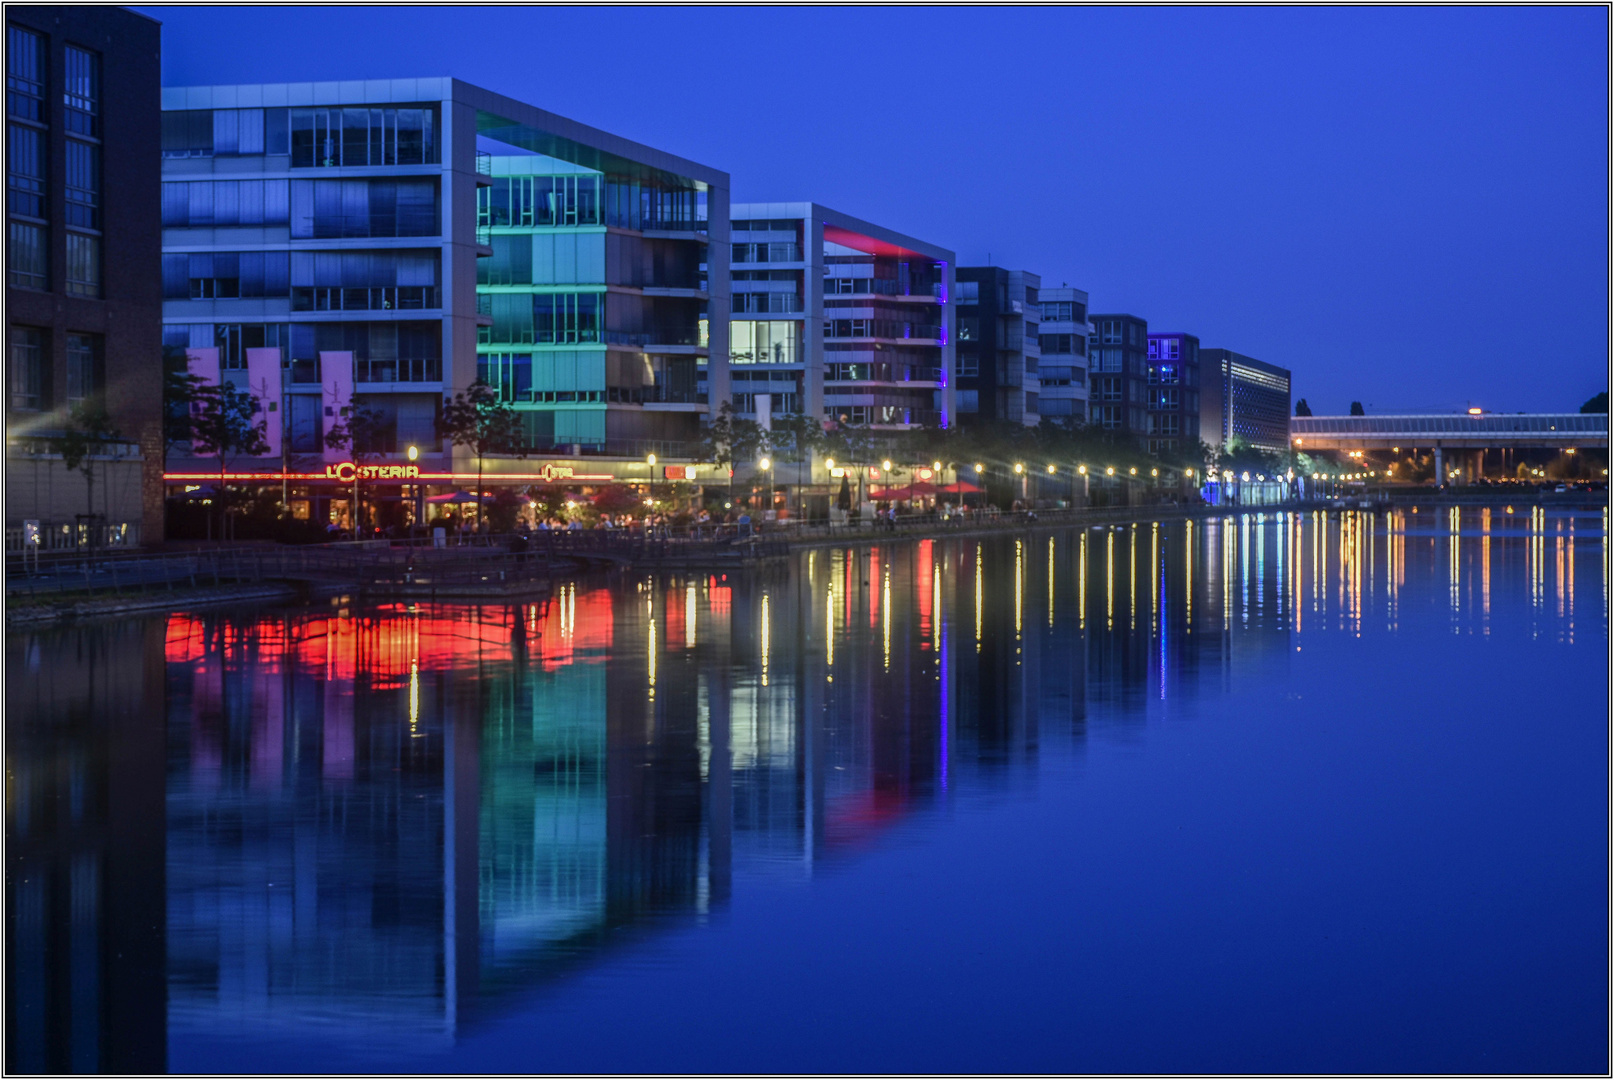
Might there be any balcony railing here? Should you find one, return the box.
[475,150,492,176]
[355,356,442,383]
[733,242,801,263]
[292,286,439,312]
[604,328,705,348]
[732,293,803,314]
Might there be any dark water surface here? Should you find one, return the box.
[7,507,1609,1074]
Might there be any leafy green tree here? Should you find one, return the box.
[439,380,525,530]
[1581,390,1608,414]
[55,401,121,544]
[698,402,766,501]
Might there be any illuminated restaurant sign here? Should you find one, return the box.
[165,461,622,484]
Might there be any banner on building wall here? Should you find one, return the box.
[319,351,354,463]
[245,347,283,458]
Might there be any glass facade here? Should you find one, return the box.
[475,156,709,453]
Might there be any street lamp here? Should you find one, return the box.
[1047,464,1057,474]
[407,444,420,529]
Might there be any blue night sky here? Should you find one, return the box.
[140,5,1609,415]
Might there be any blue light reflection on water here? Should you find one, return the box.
[4,507,1607,1074]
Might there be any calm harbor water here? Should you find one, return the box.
[6,506,1609,1074]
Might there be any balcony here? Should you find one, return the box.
[733,242,801,264]
[732,293,803,314]
[604,328,707,351]
[292,286,439,313]
[356,356,442,384]
[474,151,493,187]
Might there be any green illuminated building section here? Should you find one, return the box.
[476,155,711,458]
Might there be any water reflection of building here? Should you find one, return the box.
[5,622,168,1074]
[16,509,1583,1065]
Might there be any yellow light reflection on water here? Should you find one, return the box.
[882,569,891,671]
[685,582,697,649]
[1015,539,1024,638]
[1129,525,1137,632]
[826,584,835,674]
[1078,529,1091,626]
[1107,528,1115,631]
[761,592,771,686]
[1151,522,1159,637]
[647,616,657,699]
[408,659,420,737]
[1185,519,1193,633]
[975,544,984,651]
[1048,535,1056,629]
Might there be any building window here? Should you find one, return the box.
[65,332,99,403]
[163,179,291,227]
[956,389,979,413]
[9,324,45,411]
[288,106,438,168]
[8,123,45,219]
[957,354,979,377]
[65,233,99,297]
[65,139,99,229]
[288,178,439,239]
[211,323,289,371]
[8,220,45,289]
[63,45,98,137]
[729,320,800,365]
[7,26,45,123]
[954,280,978,304]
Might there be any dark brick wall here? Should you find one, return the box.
[5,6,163,541]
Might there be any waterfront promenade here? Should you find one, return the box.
[6,488,1605,627]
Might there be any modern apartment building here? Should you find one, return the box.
[476,153,719,458]
[722,203,953,431]
[954,267,1040,426]
[1035,285,1089,423]
[161,77,728,521]
[1144,331,1202,457]
[1199,348,1291,454]
[1086,313,1149,438]
[6,7,164,545]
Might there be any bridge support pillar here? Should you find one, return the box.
[1434,446,1444,487]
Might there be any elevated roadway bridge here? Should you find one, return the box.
[1289,413,1608,480]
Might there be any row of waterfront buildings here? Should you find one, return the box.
[5,6,1292,540]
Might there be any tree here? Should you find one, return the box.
[697,402,766,503]
[1349,401,1366,416]
[818,417,880,507]
[439,380,524,530]
[323,402,393,534]
[189,380,270,539]
[1581,391,1608,414]
[55,401,121,548]
[1294,398,1312,417]
[162,345,207,465]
